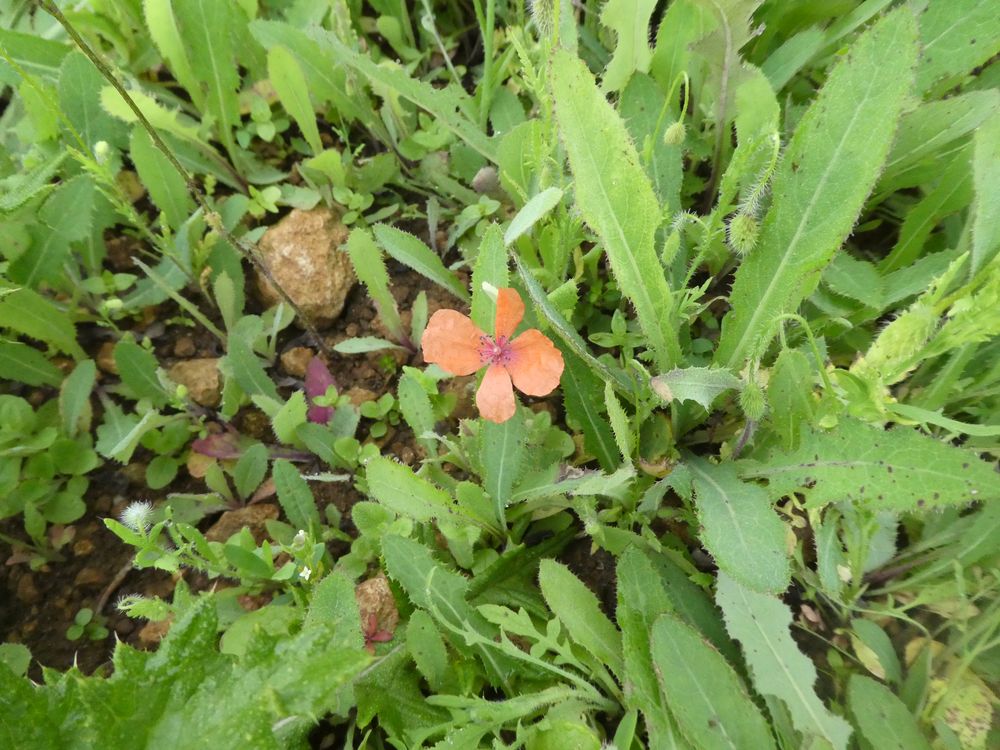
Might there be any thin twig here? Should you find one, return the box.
[37,0,333,360]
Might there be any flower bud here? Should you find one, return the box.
[662,120,686,146]
[739,380,767,422]
[727,213,759,256]
[93,140,110,164]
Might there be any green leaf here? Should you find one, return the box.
[538,559,623,679]
[223,544,272,579]
[600,0,658,92]
[0,342,62,387]
[225,316,279,401]
[470,225,509,332]
[397,371,436,451]
[234,443,269,500]
[766,348,814,451]
[344,228,406,344]
[688,458,789,594]
[130,126,192,230]
[272,459,321,532]
[914,0,1000,94]
[560,345,620,471]
[822,253,884,308]
[114,338,168,408]
[59,360,96,438]
[716,9,918,368]
[58,50,126,150]
[0,28,69,84]
[651,614,776,750]
[551,48,680,370]
[716,573,853,750]
[970,113,1000,275]
[372,225,468,303]
[651,367,742,411]
[332,337,404,354]
[503,188,563,246]
[320,35,495,161]
[267,45,322,155]
[848,675,931,750]
[143,0,202,107]
[739,418,999,511]
[406,609,449,693]
[603,381,632,462]
[365,456,462,523]
[619,73,683,215]
[271,391,307,445]
[479,408,527,526]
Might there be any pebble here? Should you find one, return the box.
[173,335,196,358]
[73,567,106,587]
[280,346,314,378]
[16,575,40,604]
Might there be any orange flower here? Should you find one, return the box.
[421,288,564,423]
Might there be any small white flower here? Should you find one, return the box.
[300,566,312,581]
[120,501,154,532]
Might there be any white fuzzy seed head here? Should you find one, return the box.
[120,500,154,532]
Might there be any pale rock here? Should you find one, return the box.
[168,358,221,407]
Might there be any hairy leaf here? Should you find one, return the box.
[651,367,742,411]
[344,228,406,344]
[848,675,931,750]
[716,9,918,368]
[600,0,658,92]
[372,224,468,303]
[971,114,1000,275]
[267,45,322,154]
[914,0,1000,94]
[272,459,321,532]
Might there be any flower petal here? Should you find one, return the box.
[476,364,517,423]
[507,329,564,396]
[421,310,485,375]
[494,287,525,340]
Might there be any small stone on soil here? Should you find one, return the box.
[96,341,118,374]
[205,504,279,544]
[167,358,222,407]
[73,567,107,587]
[173,335,197,358]
[280,346,315,377]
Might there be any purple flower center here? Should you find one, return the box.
[479,335,514,366]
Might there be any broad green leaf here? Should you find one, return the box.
[616,548,689,749]
[233,443,268,500]
[551,48,681,370]
[766,348,814,451]
[538,560,623,679]
[223,544,272,579]
[344,228,406,344]
[850,619,902,684]
[225,316,279,402]
[406,609,449,693]
[716,573,853,750]
[365,456,458,523]
[0,342,62,387]
[173,0,242,159]
[372,225,468,303]
[970,114,1000,275]
[114,338,168,408]
[503,188,563,246]
[619,73,683,216]
[58,51,126,151]
[651,614,776,750]
[604,381,632,462]
[59,360,96,438]
[848,675,931,750]
[688,458,789,594]
[560,345,620,472]
[130,127,192,230]
[600,0,657,91]
[267,45,322,155]
[716,9,918,368]
[143,0,202,107]
[397,371,435,452]
[651,367,742,411]
[271,391,307,444]
[272,459,321,532]
[822,254,883,308]
[0,28,69,84]
[470,225,508,332]
[914,0,1000,94]
[480,408,527,525]
[321,34,494,161]
[739,418,999,511]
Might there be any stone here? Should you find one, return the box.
[204,504,279,544]
[255,207,355,328]
[173,335,196,357]
[345,387,378,408]
[73,539,94,557]
[73,567,106,587]
[137,619,171,647]
[280,346,315,378]
[15,574,40,604]
[168,358,221,407]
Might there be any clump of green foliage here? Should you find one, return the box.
[1,0,999,748]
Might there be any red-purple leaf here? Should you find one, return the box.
[305,357,336,424]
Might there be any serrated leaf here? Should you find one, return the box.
[619,73,683,215]
[272,391,307,444]
[716,9,918,368]
[688,458,789,594]
[344,228,406,344]
[651,367,742,410]
[538,559,623,679]
[372,225,468,303]
[560,345,620,471]
[971,112,1000,275]
[766,348,814,451]
[59,360,96,438]
[479,408,526,525]
[225,316,279,401]
[848,675,931,750]
[57,50,126,149]
[0,28,70,84]
[143,0,202,108]
[114,338,168,408]
[822,253,884,308]
[716,573,853,750]
[397,371,435,451]
[233,443,269,500]
[268,45,322,155]
[604,381,632,462]
[130,126,192,230]
[651,614,776,750]
[739,418,999,511]
[365,456,459,523]
[503,187,563,246]
[914,0,1000,94]
[471,225,509,332]
[272,459,321,532]
[0,342,62,387]
[552,49,680,370]
[600,0,658,92]
[406,609,449,693]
